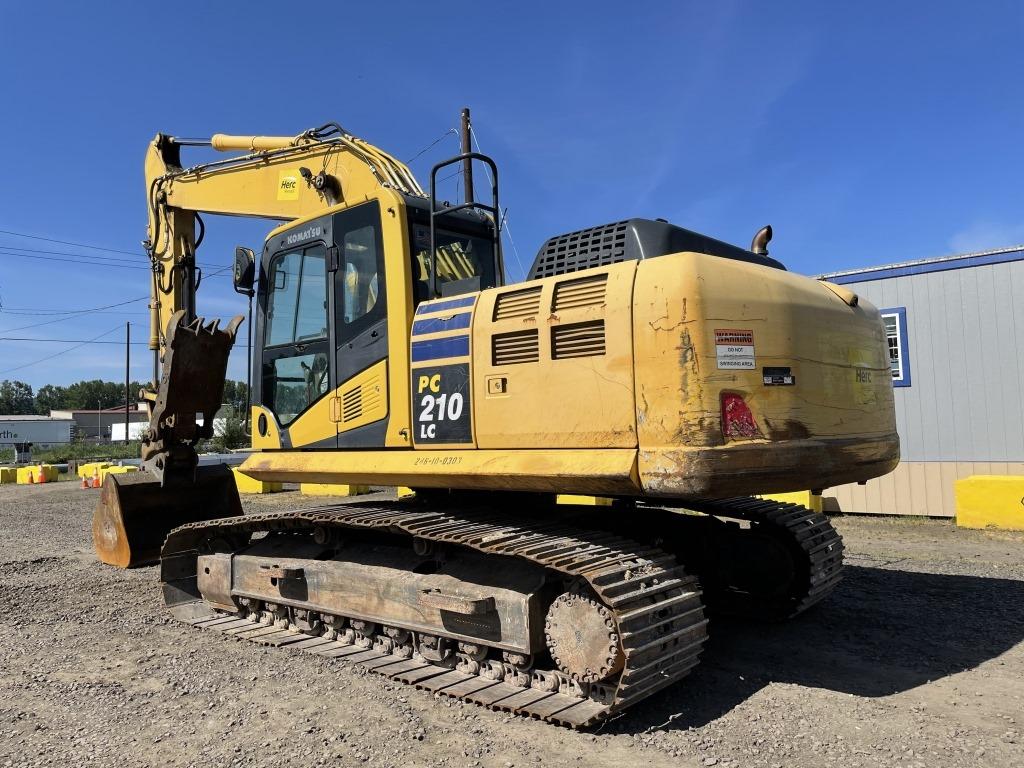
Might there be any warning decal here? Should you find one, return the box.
[715,329,756,369]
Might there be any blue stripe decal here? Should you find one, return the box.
[415,295,477,315]
[412,312,472,336]
[411,334,470,362]
[825,249,1024,285]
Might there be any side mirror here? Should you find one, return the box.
[233,247,256,296]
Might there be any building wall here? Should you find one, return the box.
[826,461,1024,518]
[0,417,74,447]
[824,253,1024,516]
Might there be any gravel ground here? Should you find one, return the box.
[1,481,1022,768]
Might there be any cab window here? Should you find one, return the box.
[408,217,496,301]
[263,244,329,425]
[341,224,379,324]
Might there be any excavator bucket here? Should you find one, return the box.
[92,464,243,568]
[92,309,245,568]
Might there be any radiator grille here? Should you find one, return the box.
[493,286,542,321]
[492,330,539,366]
[552,274,608,311]
[551,320,606,360]
[531,222,628,279]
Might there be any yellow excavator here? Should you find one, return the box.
[92,113,898,727]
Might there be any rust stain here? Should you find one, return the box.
[765,419,812,441]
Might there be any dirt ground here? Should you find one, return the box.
[1,481,1022,768]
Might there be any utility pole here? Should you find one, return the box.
[125,321,131,443]
[460,107,474,204]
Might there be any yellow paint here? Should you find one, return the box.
[397,486,416,499]
[300,483,371,497]
[251,405,282,450]
[16,465,58,484]
[286,381,344,448]
[760,491,823,514]
[557,494,614,507]
[955,475,1024,530]
[632,251,898,498]
[473,264,637,450]
[0,467,16,484]
[337,359,389,434]
[242,448,640,496]
[146,123,421,360]
[232,467,282,494]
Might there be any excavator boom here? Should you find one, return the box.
[95,122,422,567]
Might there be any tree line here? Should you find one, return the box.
[0,379,250,416]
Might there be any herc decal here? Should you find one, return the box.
[412,363,472,444]
[277,169,300,201]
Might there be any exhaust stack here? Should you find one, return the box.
[751,225,773,255]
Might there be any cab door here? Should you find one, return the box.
[260,239,335,449]
[331,200,390,447]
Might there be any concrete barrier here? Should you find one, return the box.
[955,475,1024,531]
[300,483,370,497]
[77,461,112,479]
[97,465,140,485]
[16,465,58,484]
[556,494,614,506]
[760,490,824,514]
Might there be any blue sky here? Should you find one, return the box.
[1,2,1021,388]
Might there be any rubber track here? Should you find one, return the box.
[680,497,845,618]
[161,502,709,728]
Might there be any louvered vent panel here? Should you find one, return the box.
[342,386,363,422]
[530,222,628,279]
[492,330,539,366]
[552,274,608,311]
[493,286,542,321]
[551,320,606,360]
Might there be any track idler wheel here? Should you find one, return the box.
[92,465,243,568]
[544,591,624,683]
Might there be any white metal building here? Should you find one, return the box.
[819,244,1024,516]
[0,415,74,448]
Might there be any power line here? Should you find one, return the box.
[468,124,527,282]
[0,324,123,375]
[0,243,220,268]
[406,128,459,164]
[0,227,147,258]
[0,296,149,333]
[0,247,151,270]
[0,308,147,316]
[0,337,149,344]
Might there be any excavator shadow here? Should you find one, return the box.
[612,564,1024,732]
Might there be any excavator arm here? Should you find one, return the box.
[94,123,423,567]
[144,123,422,357]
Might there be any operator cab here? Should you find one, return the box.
[240,166,502,450]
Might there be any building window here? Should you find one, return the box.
[880,307,911,387]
